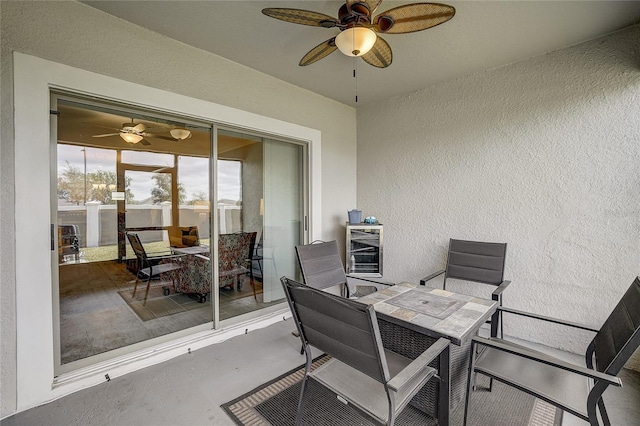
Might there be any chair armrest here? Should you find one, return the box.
[491,280,511,300]
[498,306,599,333]
[472,336,621,386]
[147,253,185,261]
[345,275,394,287]
[388,338,449,392]
[420,270,445,286]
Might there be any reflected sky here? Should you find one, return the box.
[57,144,241,203]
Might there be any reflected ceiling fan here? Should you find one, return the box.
[262,0,455,68]
[91,119,191,145]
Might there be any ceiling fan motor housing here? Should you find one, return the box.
[338,3,371,26]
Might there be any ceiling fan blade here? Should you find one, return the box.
[145,134,178,141]
[140,139,152,146]
[361,36,392,68]
[373,3,455,34]
[346,0,383,16]
[92,133,120,138]
[144,125,170,134]
[262,8,339,28]
[299,38,338,66]
[83,122,121,131]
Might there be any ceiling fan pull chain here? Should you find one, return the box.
[354,57,358,103]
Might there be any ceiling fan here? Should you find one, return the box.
[262,0,455,68]
[91,119,191,145]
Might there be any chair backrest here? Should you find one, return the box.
[592,277,640,375]
[281,277,389,383]
[295,240,347,291]
[126,233,147,263]
[445,239,507,286]
[180,226,200,247]
[218,232,256,272]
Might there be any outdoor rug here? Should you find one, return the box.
[221,355,563,426]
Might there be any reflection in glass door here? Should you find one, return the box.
[53,96,212,371]
[52,95,307,372]
[216,130,305,319]
[262,138,303,302]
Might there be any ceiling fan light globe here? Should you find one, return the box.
[170,128,192,140]
[120,133,143,144]
[335,27,376,57]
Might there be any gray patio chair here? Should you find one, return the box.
[295,240,391,299]
[126,232,183,303]
[281,276,450,426]
[463,276,640,426]
[421,238,509,338]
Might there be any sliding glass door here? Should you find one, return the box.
[216,130,305,318]
[53,96,214,371]
[262,138,304,302]
[52,95,308,373]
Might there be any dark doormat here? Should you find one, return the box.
[221,355,562,426]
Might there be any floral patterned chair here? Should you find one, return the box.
[174,232,257,303]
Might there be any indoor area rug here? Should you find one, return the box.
[118,285,212,321]
[221,355,563,426]
[220,280,264,302]
[118,280,263,321]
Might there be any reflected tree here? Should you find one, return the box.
[151,173,186,205]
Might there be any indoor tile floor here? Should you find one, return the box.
[58,260,281,364]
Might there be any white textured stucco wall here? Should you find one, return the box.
[0,1,356,418]
[357,25,640,366]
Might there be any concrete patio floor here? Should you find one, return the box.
[1,318,637,425]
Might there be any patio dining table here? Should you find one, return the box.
[171,245,210,256]
[357,282,498,426]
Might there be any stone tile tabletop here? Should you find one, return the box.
[358,282,498,346]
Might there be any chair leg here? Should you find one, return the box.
[143,276,152,305]
[472,345,489,392]
[249,269,257,301]
[488,296,503,392]
[464,341,478,426]
[597,398,611,426]
[498,294,504,339]
[296,348,313,426]
[132,274,141,297]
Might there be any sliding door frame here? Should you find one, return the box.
[212,124,310,328]
[16,52,321,410]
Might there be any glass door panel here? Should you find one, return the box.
[54,96,213,371]
[178,155,211,247]
[262,139,303,302]
[53,95,306,372]
[216,130,305,318]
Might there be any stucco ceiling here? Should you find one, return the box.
[82,1,640,107]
